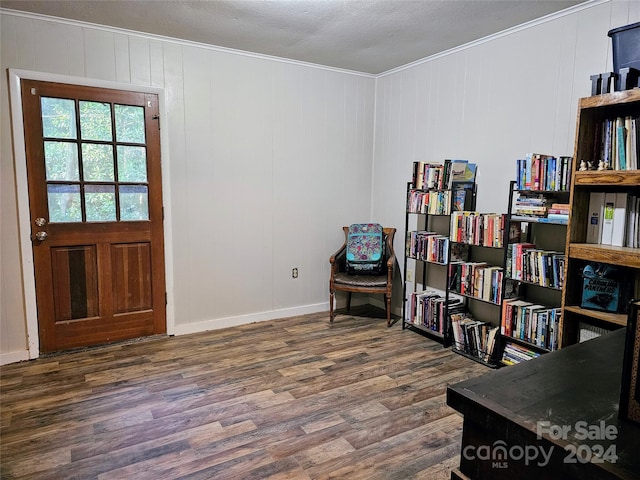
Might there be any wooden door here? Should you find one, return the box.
[21,80,166,353]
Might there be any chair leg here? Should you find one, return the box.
[329,291,334,322]
[346,292,352,312]
[385,294,391,327]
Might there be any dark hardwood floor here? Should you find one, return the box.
[0,308,487,479]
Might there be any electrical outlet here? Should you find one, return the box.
[292,268,299,278]
[407,269,414,282]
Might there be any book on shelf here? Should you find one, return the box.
[452,184,474,211]
[449,159,477,184]
[409,289,441,331]
[627,195,640,248]
[516,154,572,191]
[501,341,541,366]
[518,303,545,343]
[500,298,561,350]
[509,242,535,281]
[546,202,570,223]
[485,327,499,364]
[412,159,478,191]
[513,192,561,217]
[406,231,449,263]
[486,266,503,303]
[501,298,530,337]
[408,288,464,334]
[449,261,502,302]
[450,211,505,247]
[601,193,616,245]
[510,248,564,288]
[546,213,569,222]
[617,118,627,170]
[594,116,640,170]
[612,192,628,247]
[407,189,454,215]
[412,161,444,190]
[586,191,640,247]
[586,192,605,244]
[549,203,570,213]
[451,312,500,364]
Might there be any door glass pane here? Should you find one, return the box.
[79,101,112,141]
[41,97,77,139]
[48,184,81,223]
[82,143,114,181]
[85,185,116,222]
[117,146,147,182]
[115,105,145,143]
[44,141,79,181]
[120,185,149,221]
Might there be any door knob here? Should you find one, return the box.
[35,231,48,241]
[35,217,47,227]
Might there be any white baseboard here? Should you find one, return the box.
[1,299,399,364]
[1,350,30,366]
[173,302,329,336]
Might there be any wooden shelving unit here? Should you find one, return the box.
[560,89,640,347]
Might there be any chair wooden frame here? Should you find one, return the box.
[329,226,396,326]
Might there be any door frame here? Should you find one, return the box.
[8,68,175,359]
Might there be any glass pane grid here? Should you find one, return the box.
[45,99,150,223]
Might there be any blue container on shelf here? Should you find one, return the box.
[608,22,640,91]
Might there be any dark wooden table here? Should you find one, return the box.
[447,328,640,479]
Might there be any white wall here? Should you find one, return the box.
[2,1,639,363]
[0,11,375,362]
[372,0,640,248]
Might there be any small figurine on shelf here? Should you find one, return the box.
[597,160,613,170]
[579,160,588,171]
[587,161,595,170]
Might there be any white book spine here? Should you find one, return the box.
[586,192,604,244]
[612,192,628,247]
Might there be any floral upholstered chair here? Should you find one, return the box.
[329,226,396,326]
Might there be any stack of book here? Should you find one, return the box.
[546,203,570,223]
[501,341,541,366]
[513,194,549,217]
[586,191,640,247]
[451,312,500,364]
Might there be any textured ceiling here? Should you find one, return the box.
[1,0,588,74]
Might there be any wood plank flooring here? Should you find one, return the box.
[0,308,487,479]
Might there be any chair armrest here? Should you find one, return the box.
[330,242,347,276]
[385,234,396,285]
[329,243,346,265]
[385,234,396,269]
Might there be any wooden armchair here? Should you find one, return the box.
[329,226,396,326]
